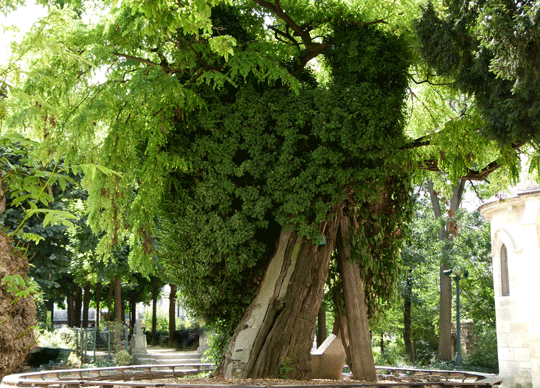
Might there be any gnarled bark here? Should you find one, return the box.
[337,215,376,382]
[218,203,344,379]
[0,233,36,382]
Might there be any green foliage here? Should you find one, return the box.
[159,21,413,335]
[279,358,294,379]
[372,335,407,367]
[142,308,168,333]
[0,274,39,305]
[37,327,76,349]
[114,350,132,366]
[203,325,230,365]
[465,327,498,373]
[0,135,78,238]
[415,1,540,148]
[399,192,496,367]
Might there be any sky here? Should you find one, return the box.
[0,1,47,65]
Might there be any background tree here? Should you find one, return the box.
[400,189,496,369]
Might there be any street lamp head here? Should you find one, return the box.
[443,269,453,277]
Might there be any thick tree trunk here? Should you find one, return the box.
[337,215,376,382]
[316,307,327,348]
[114,275,122,324]
[82,284,91,328]
[169,284,177,347]
[428,179,465,361]
[403,273,413,363]
[218,203,344,380]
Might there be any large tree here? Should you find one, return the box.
[2,0,534,381]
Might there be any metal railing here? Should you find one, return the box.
[2,365,502,388]
[73,326,129,363]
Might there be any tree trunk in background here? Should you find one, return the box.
[82,284,91,328]
[95,283,101,331]
[73,287,82,328]
[316,306,327,348]
[151,276,159,346]
[337,215,376,382]
[47,299,54,329]
[67,294,73,327]
[169,284,177,347]
[403,272,413,363]
[428,179,465,361]
[217,203,344,379]
[114,275,122,324]
[107,285,113,321]
[130,290,137,334]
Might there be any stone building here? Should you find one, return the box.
[480,187,540,388]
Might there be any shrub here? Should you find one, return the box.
[142,309,168,332]
[36,327,76,349]
[204,330,230,365]
[465,328,499,373]
[114,350,132,366]
[173,327,200,350]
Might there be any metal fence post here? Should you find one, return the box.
[107,328,111,361]
[125,327,129,353]
[93,328,97,364]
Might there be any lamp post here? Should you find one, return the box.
[443,268,469,369]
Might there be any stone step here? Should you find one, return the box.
[151,353,201,361]
[132,350,204,366]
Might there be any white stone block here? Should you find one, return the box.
[515,347,532,362]
[499,347,514,361]
[506,332,525,348]
[499,306,513,321]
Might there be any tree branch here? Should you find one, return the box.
[268,25,301,48]
[417,142,525,181]
[112,52,160,67]
[251,0,328,69]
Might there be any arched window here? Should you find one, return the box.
[501,244,510,296]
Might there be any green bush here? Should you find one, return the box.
[36,327,76,349]
[204,330,230,365]
[102,321,129,353]
[142,309,169,332]
[372,338,407,367]
[465,328,499,373]
[114,350,132,366]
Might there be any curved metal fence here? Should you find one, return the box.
[2,364,502,388]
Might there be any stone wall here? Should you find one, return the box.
[480,189,540,388]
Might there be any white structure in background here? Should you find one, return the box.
[480,187,540,388]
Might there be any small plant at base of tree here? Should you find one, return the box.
[279,358,294,379]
